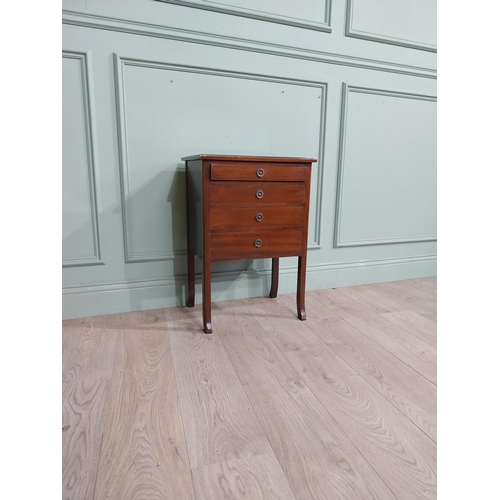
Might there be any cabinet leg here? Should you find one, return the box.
[269,258,279,298]
[297,255,307,320]
[202,257,212,333]
[187,249,195,307]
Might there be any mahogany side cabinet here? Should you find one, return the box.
[183,154,316,333]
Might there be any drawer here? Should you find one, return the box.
[210,181,305,205]
[210,163,309,182]
[211,228,303,261]
[211,205,304,230]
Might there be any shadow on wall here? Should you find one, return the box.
[62,162,265,314]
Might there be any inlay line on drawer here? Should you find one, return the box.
[210,163,309,182]
[210,182,306,205]
[211,228,303,261]
[211,205,305,230]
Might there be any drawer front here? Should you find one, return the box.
[211,206,304,230]
[210,163,309,182]
[210,181,305,205]
[211,229,303,261]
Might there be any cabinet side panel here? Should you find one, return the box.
[186,159,204,258]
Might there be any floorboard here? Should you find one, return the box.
[279,293,436,441]
[214,299,397,500]
[313,289,437,384]
[62,380,109,500]
[245,296,436,499]
[93,325,195,500]
[380,309,436,348]
[62,277,437,500]
[284,347,436,499]
[166,306,273,470]
[365,282,437,323]
[62,316,117,384]
[334,285,407,314]
[191,454,298,500]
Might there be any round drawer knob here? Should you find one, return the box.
[256,190,264,199]
[256,168,265,178]
[254,238,262,248]
[255,213,263,222]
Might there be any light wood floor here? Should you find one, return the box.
[62,277,437,500]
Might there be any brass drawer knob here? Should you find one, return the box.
[254,238,262,248]
[255,213,263,222]
[256,189,264,199]
[256,168,265,178]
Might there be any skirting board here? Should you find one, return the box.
[62,255,436,319]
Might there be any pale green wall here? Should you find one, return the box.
[62,0,437,319]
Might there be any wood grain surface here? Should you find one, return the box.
[284,347,437,499]
[313,289,437,384]
[62,380,109,500]
[62,316,117,384]
[365,281,437,323]
[332,285,407,314]
[62,278,437,500]
[246,295,436,498]
[214,299,397,499]
[93,328,195,500]
[168,310,273,469]
[380,309,437,348]
[191,454,297,500]
[279,293,437,442]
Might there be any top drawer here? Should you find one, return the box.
[210,163,309,182]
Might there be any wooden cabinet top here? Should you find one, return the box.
[182,154,317,163]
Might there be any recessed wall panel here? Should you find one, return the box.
[116,57,325,261]
[62,52,101,267]
[156,0,331,31]
[347,0,437,52]
[335,85,436,247]
[62,15,437,319]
